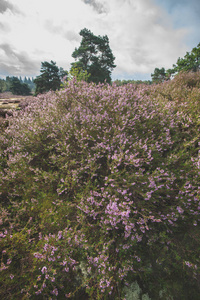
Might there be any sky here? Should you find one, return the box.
[0,0,199,81]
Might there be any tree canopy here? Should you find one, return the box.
[71,28,116,84]
[172,42,200,73]
[0,79,7,93]
[68,66,91,82]
[151,42,200,84]
[34,61,66,95]
[151,67,169,84]
[8,77,31,95]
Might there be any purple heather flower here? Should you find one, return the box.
[41,266,47,274]
[177,206,184,214]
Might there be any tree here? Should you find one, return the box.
[26,77,36,93]
[151,43,200,81]
[58,67,68,80]
[151,67,169,84]
[34,61,64,95]
[71,28,116,84]
[0,79,7,93]
[171,42,200,74]
[9,77,31,95]
[68,66,91,82]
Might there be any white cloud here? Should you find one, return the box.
[99,0,188,77]
[0,0,191,79]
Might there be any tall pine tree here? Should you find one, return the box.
[71,28,116,84]
[34,61,62,95]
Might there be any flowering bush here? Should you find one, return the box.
[0,72,200,299]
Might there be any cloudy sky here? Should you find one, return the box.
[0,0,199,80]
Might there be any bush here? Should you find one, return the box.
[0,75,200,299]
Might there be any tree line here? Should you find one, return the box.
[1,28,200,95]
[0,76,35,95]
[34,28,116,95]
[34,35,200,94]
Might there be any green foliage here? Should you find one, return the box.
[59,67,68,81]
[34,60,64,95]
[0,76,35,94]
[68,66,91,82]
[71,28,116,84]
[5,76,12,91]
[0,79,7,93]
[151,67,169,84]
[8,77,31,95]
[0,72,200,299]
[24,77,35,92]
[172,42,200,73]
[151,42,200,82]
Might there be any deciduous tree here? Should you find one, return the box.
[68,66,91,82]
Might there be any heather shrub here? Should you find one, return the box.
[150,71,200,106]
[0,76,199,299]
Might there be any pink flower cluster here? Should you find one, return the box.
[0,74,200,298]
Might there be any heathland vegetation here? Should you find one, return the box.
[0,30,200,299]
[0,70,200,299]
